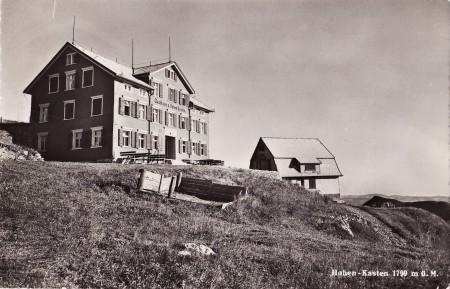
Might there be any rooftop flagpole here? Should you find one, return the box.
[72,16,76,44]
[169,37,171,62]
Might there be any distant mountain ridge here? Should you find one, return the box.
[341,194,449,206]
[363,196,450,223]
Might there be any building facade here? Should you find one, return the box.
[249,137,343,196]
[23,42,214,162]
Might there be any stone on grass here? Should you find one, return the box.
[181,243,216,256]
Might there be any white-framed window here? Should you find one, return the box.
[305,164,316,172]
[153,82,162,97]
[168,113,174,127]
[124,100,131,116]
[48,74,59,93]
[91,95,103,117]
[123,83,133,92]
[72,129,83,150]
[200,122,206,134]
[64,100,75,120]
[39,104,49,123]
[192,142,199,155]
[191,119,200,133]
[66,53,76,65]
[65,70,76,90]
[181,94,187,106]
[180,116,187,129]
[200,143,206,156]
[151,108,159,123]
[82,67,94,88]
[138,133,145,149]
[37,132,48,152]
[180,140,187,154]
[165,68,177,81]
[122,130,131,147]
[90,126,103,148]
[138,104,145,119]
[152,135,158,150]
[139,89,148,97]
[168,87,176,102]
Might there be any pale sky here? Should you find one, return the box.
[1,0,448,196]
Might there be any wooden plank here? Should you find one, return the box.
[180,183,212,190]
[181,178,212,185]
[140,171,162,193]
[160,176,172,193]
[175,176,247,202]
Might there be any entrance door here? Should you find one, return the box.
[165,136,176,160]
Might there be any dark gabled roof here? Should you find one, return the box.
[258,137,343,177]
[190,96,215,113]
[133,61,195,94]
[261,137,335,163]
[24,42,151,94]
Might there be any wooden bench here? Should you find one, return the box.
[118,152,165,164]
[177,177,247,202]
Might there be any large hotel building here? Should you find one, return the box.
[23,42,214,162]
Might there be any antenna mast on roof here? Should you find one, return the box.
[72,16,75,44]
[169,37,171,62]
[132,39,134,72]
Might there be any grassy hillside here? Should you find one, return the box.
[1,160,449,288]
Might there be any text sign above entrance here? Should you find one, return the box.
[152,96,187,113]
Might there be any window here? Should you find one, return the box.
[39,104,49,123]
[180,140,187,153]
[82,67,94,87]
[180,117,187,129]
[64,100,75,120]
[304,164,316,172]
[193,120,200,133]
[91,127,102,148]
[72,129,83,150]
[138,133,145,149]
[151,108,159,123]
[309,178,316,189]
[169,88,175,102]
[65,71,76,90]
[192,142,200,155]
[152,135,158,150]
[200,143,206,156]
[122,130,131,147]
[49,74,59,93]
[123,83,132,92]
[168,113,174,127]
[153,82,162,97]
[138,104,145,119]
[165,68,177,81]
[200,122,207,134]
[139,89,148,97]
[181,94,187,106]
[66,53,76,65]
[124,100,131,116]
[37,132,48,152]
[191,119,198,132]
[91,96,103,116]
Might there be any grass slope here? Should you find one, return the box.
[1,160,449,288]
